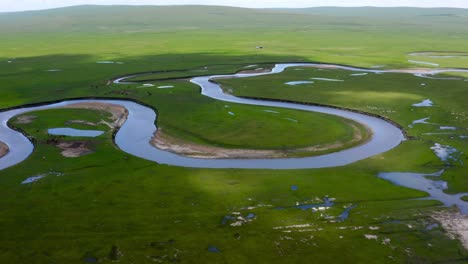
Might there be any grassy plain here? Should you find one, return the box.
[218,67,468,192]
[2,109,464,263]
[0,5,467,263]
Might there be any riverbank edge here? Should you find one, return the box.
[111,61,468,83]
[1,92,405,164]
[1,97,159,167]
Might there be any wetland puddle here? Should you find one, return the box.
[295,197,334,211]
[208,245,221,253]
[439,126,457,130]
[409,52,468,59]
[378,170,468,214]
[408,60,439,67]
[379,142,466,214]
[310,77,344,82]
[21,175,46,184]
[350,73,368,76]
[409,117,431,128]
[338,205,357,221]
[285,81,314,85]
[430,143,459,163]
[21,171,64,184]
[284,118,298,122]
[414,73,462,80]
[412,99,433,107]
[48,128,104,137]
[137,84,154,88]
[273,197,335,211]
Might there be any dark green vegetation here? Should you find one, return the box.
[2,110,465,263]
[0,5,467,263]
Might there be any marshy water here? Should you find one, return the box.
[285,81,314,85]
[379,142,467,214]
[48,128,104,137]
[379,170,468,214]
[412,99,433,107]
[338,205,357,221]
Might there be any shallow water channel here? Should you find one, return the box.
[3,62,468,171]
[379,170,468,214]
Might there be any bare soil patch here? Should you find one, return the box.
[45,138,94,158]
[56,141,94,158]
[432,211,468,250]
[0,142,9,158]
[62,102,128,129]
[65,120,97,126]
[304,64,446,74]
[387,68,441,74]
[15,115,36,124]
[237,68,272,74]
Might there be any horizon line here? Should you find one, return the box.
[1,4,467,14]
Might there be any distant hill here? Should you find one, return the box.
[269,6,468,17]
[1,5,467,34]
[0,5,316,33]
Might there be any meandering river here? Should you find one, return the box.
[3,62,467,170]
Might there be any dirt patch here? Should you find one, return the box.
[303,64,444,74]
[15,115,36,124]
[237,68,272,74]
[432,211,468,250]
[65,120,97,126]
[0,141,9,158]
[387,68,441,74]
[61,102,128,129]
[55,141,94,158]
[150,122,370,159]
[152,130,288,158]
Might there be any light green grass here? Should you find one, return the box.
[1,111,463,263]
[218,66,468,193]
[12,108,113,132]
[0,5,467,263]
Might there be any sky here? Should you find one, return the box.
[1,0,468,12]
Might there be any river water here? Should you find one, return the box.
[8,62,467,170]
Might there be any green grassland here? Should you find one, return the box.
[2,108,465,263]
[12,108,114,131]
[218,67,468,192]
[0,5,467,263]
[218,67,468,131]
[10,78,369,153]
[12,92,369,155]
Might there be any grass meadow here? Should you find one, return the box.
[0,5,467,263]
